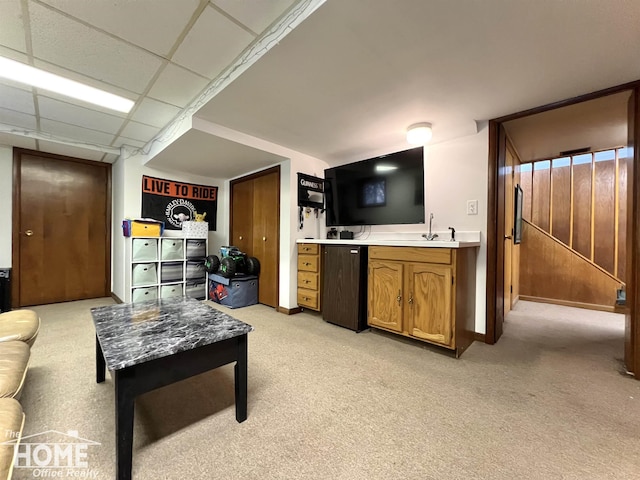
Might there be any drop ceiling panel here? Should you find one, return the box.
[131,98,181,129]
[172,5,254,79]
[148,129,287,179]
[148,63,209,108]
[213,0,297,34]
[38,96,126,134]
[40,118,116,146]
[0,85,35,114]
[0,1,27,52]
[119,121,160,143]
[37,140,106,161]
[39,0,201,57]
[29,1,163,94]
[0,108,37,130]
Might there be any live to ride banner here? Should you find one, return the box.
[141,175,218,230]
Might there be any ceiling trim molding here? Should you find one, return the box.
[0,123,121,155]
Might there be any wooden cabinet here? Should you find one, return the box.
[368,246,476,356]
[230,167,280,308]
[297,243,322,311]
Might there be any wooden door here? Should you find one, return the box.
[367,260,403,332]
[408,263,452,346]
[504,144,515,315]
[230,180,253,254]
[13,150,111,306]
[252,171,279,307]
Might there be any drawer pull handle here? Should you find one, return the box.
[408,294,414,305]
[397,290,402,305]
[304,262,311,266]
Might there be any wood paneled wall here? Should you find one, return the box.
[519,148,627,282]
[520,221,623,310]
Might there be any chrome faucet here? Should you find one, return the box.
[422,213,438,240]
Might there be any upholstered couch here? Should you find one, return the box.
[0,309,40,480]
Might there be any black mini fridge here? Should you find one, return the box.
[322,245,368,332]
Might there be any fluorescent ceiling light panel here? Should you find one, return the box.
[0,57,134,113]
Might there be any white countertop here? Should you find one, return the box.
[296,231,481,249]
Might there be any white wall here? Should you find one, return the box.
[0,146,12,268]
[111,148,228,301]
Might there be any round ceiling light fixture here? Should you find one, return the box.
[406,122,433,145]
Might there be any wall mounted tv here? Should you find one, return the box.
[324,146,425,227]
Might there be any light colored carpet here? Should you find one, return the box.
[14,299,640,480]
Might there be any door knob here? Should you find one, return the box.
[25,230,34,237]
[239,236,243,240]
[504,235,512,240]
[262,237,266,241]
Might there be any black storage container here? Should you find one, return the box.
[0,268,10,313]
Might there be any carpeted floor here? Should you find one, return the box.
[14,299,640,480]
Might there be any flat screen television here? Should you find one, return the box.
[324,146,425,227]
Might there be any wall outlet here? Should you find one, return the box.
[467,199,478,215]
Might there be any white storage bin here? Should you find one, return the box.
[132,286,157,302]
[132,238,158,261]
[161,261,183,283]
[161,239,184,260]
[132,263,157,286]
[160,284,183,298]
[182,221,208,238]
[185,281,206,300]
[185,239,206,259]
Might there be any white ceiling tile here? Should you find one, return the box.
[29,2,163,94]
[0,108,37,130]
[102,152,120,163]
[40,118,116,146]
[148,63,209,108]
[213,0,296,34]
[39,0,201,57]
[130,98,181,129]
[112,136,146,149]
[119,121,160,143]
[38,96,126,134]
[173,6,254,79]
[37,140,106,161]
[0,0,27,52]
[0,84,35,114]
[0,133,37,150]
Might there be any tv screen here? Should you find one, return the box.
[324,146,425,227]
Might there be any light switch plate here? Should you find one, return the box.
[467,199,478,215]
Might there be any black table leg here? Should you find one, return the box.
[96,335,105,384]
[115,370,135,480]
[234,334,248,423]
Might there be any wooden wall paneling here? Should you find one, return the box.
[512,164,522,303]
[520,221,620,309]
[504,146,514,315]
[593,157,616,275]
[532,161,551,232]
[618,150,628,282]
[572,160,593,259]
[551,159,571,245]
[520,163,533,222]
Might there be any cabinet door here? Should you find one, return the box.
[407,263,453,346]
[368,260,403,332]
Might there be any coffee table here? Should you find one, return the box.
[91,297,253,480]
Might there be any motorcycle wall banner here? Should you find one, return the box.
[141,175,218,230]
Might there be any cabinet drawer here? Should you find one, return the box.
[161,239,184,260]
[132,238,158,261]
[160,284,183,298]
[369,246,451,264]
[297,271,319,291]
[132,286,157,302]
[298,254,319,272]
[132,263,157,286]
[297,288,319,310]
[298,243,319,255]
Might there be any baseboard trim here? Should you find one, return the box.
[519,295,615,313]
[111,292,123,304]
[474,332,486,343]
[277,306,302,315]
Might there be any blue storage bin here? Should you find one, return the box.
[208,274,258,308]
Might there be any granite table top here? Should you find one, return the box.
[90,297,254,371]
